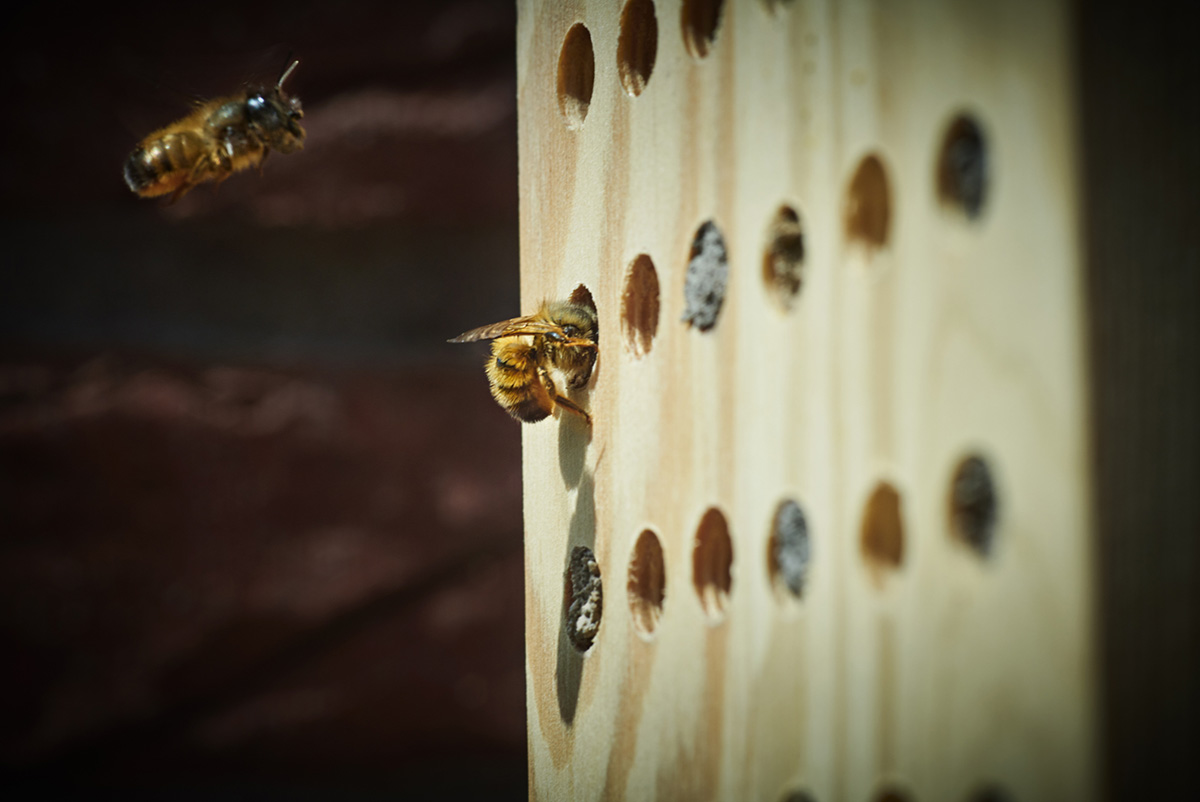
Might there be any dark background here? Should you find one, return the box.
[1,1,527,797]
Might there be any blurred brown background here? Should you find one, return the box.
[1,1,527,797]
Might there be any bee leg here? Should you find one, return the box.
[213,160,236,191]
[167,155,214,204]
[219,127,241,165]
[552,394,592,426]
[257,148,270,176]
[539,368,591,425]
[167,180,195,205]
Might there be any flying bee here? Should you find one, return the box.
[450,296,598,425]
[124,59,305,202]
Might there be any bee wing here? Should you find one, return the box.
[448,315,563,343]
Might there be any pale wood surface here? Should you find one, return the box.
[517,1,1095,799]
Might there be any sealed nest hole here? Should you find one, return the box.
[949,454,998,557]
[937,114,989,220]
[565,545,603,651]
[768,499,812,599]
[682,220,729,332]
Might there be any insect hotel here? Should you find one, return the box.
[515,0,1193,800]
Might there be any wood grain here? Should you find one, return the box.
[517,1,1096,799]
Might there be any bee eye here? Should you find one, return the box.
[247,96,266,112]
[563,325,579,337]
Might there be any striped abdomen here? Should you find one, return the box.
[123,130,215,198]
[486,338,554,422]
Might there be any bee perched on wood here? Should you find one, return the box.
[450,290,598,425]
[124,60,305,202]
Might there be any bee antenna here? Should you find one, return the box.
[277,58,300,91]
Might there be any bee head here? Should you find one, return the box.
[247,59,306,153]
[549,303,598,345]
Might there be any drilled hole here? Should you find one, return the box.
[565,545,603,652]
[557,24,595,130]
[937,113,989,220]
[618,0,658,96]
[844,153,892,251]
[860,482,904,582]
[768,499,812,600]
[627,529,666,637]
[949,454,998,557]
[693,507,733,620]
[563,283,598,391]
[763,205,806,310]
[681,0,725,59]
[876,788,913,802]
[682,220,729,332]
[621,254,660,356]
[569,282,596,313]
[967,784,1012,802]
[780,792,816,802]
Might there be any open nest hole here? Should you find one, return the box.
[844,153,892,252]
[618,0,659,96]
[860,481,904,585]
[682,0,725,58]
[622,254,660,356]
[763,205,806,310]
[557,24,595,129]
[627,529,666,637]
[693,507,733,620]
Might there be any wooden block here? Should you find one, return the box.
[516,1,1095,799]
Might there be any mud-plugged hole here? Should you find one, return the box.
[844,153,892,251]
[619,0,658,96]
[860,481,904,580]
[937,113,989,220]
[768,499,812,600]
[875,788,913,802]
[681,0,725,59]
[682,220,729,332]
[763,205,806,310]
[558,24,595,130]
[693,507,733,620]
[621,254,660,356]
[565,545,603,652]
[949,453,998,558]
[627,529,666,638]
